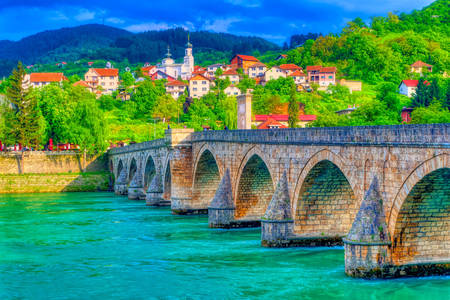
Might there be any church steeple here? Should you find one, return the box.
[166,46,172,58]
[186,33,192,48]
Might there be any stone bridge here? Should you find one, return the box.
[108,124,449,278]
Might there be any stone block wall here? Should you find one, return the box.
[392,168,450,265]
[192,150,221,209]
[294,160,358,236]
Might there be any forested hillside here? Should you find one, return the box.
[0,25,279,77]
[282,0,449,84]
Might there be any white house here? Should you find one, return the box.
[264,66,287,82]
[399,80,419,98]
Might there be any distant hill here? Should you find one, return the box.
[0,24,280,76]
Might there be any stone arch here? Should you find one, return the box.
[293,149,358,237]
[390,167,449,265]
[388,153,449,235]
[192,148,221,208]
[162,156,172,201]
[116,159,124,179]
[143,155,157,191]
[234,149,275,220]
[128,157,137,185]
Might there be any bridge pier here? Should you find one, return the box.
[114,168,128,195]
[128,167,145,200]
[146,173,169,206]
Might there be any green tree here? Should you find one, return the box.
[4,62,43,148]
[152,94,182,123]
[288,84,299,128]
[121,72,135,88]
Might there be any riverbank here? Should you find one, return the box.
[0,172,111,193]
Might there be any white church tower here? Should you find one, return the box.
[182,35,194,78]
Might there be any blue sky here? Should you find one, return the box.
[0,0,434,44]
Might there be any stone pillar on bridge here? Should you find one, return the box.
[343,177,392,278]
[114,167,128,195]
[166,129,197,214]
[128,164,145,200]
[261,171,294,247]
[208,169,235,228]
[146,173,165,206]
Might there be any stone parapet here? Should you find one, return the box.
[191,124,449,147]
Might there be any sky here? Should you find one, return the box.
[0,0,434,44]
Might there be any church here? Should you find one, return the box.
[157,39,194,80]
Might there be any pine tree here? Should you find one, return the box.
[288,84,299,128]
[5,62,42,148]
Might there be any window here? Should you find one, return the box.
[202,88,207,91]
[193,81,197,85]
[101,82,105,86]
[101,77,105,80]
[110,76,114,79]
[329,76,333,79]
[202,81,207,84]
[321,76,325,79]
[193,88,197,91]
[259,67,263,70]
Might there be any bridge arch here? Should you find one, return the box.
[116,159,124,180]
[143,155,157,191]
[293,149,358,236]
[388,154,449,265]
[128,157,138,185]
[234,146,274,220]
[192,146,221,208]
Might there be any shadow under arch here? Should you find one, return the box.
[143,155,157,191]
[192,148,221,208]
[128,157,137,185]
[235,153,274,220]
[163,158,171,202]
[293,150,358,237]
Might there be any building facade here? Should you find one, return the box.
[84,68,119,95]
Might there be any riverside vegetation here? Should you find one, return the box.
[0,0,448,155]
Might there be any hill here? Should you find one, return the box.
[0,24,280,77]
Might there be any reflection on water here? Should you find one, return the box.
[0,192,448,299]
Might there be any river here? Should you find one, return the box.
[0,192,448,299]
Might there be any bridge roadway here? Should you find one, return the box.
[108,124,449,278]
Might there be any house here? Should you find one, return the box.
[279,64,302,75]
[189,74,211,98]
[264,66,287,82]
[247,62,267,78]
[73,80,94,92]
[257,117,288,129]
[142,65,157,76]
[165,80,188,99]
[399,80,419,97]
[84,68,119,95]
[336,105,358,115]
[151,70,175,81]
[23,72,68,89]
[339,79,362,93]
[224,85,241,97]
[275,54,287,61]
[289,70,307,85]
[410,61,432,74]
[207,64,224,76]
[401,107,414,123]
[253,114,317,128]
[230,54,260,72]
[220,69,240,84]
[306,66,336,87]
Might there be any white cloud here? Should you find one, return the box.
[75,9,96,21]
[202,17,241,33]
[50,11,69,21]
[225,0,261,8]
[106,17,125,24]
[125,22,194,33]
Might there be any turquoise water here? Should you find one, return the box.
[0,193,448,299]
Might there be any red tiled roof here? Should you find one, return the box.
[192,70,207,75]
[92,68,119,76]
[289,70,306,76]
[73,80,91,88]
[306,65,322,71]
[279,64,302,70]
[411,61,432,68]
[280,54,287,58]
[166,80,187,86]
[234,54,259,62]
[190,74,211,81]
[320,67,337,73]
[142,66,155,71]
[401,80,419,87]
[249,62,267,68]
[222,69,239,75]
[257,117,288,129]
[29,73,68,83]
[194,66,206,72]
[254,114,317,122]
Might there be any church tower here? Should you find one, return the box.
[183,34,194,75]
